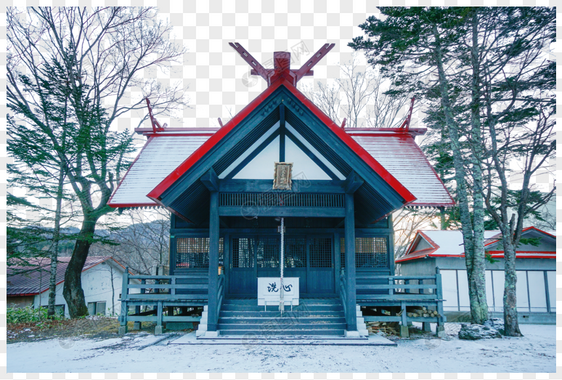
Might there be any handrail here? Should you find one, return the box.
[129,274,209,280]
[120,272,210,301]
[356,274,439,297]
[339,271,347,316]
[217,274,225,317]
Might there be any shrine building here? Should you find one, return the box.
[109,43,454,339]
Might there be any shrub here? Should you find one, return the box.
[7,306,64,324]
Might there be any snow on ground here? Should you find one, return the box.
[7,324,556,373]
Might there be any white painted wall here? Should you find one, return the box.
[34,261,126,318]
[442,269,555,313]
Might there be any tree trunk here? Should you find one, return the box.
[63,215,97,318]
[433,25,488,324]
[466,10,488,325]
[48,166,65,317]
[503,239,522,336]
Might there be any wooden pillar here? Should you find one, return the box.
[334,232,341,295]
[208,191,219,331]
[345,193,357,331]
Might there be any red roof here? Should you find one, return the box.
[7,256,127,296]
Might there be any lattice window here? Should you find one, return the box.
[176,237,223,269]
[309,237,332,268]
[284,236,307,268]
[341,237,388,269]
[232,237,255,268]
[257,237,280,268]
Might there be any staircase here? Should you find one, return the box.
[216,298,347,338]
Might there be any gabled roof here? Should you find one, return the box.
[7,256,127,296]
[146,81,417,224]
[484,226,556,247]
[397,227,556,263]
[147,79,415,204]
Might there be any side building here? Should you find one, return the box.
[397,227,556,324]
[8,256,131,318]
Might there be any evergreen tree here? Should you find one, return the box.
[350,7,555,335]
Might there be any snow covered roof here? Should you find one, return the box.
[348,130,454,207]
[7,256,126,296]
[397,227,556,263]
[108,131,215,208]
[109,127,453,209]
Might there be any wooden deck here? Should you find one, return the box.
[119,269,445,337]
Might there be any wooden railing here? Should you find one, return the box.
[119,269,209,335]
[355,268,445,337]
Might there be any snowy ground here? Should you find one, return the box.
[7,323,556,373]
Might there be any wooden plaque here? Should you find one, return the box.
[273,162,293,190]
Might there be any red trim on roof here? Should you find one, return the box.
[108,203,163,208]
[147,80,287,202]
[345,128,427,137]
[148,79,417,206]
[285,83,416,204]
[490,254,556,259]
[484,226,556,247]
[487,250,555,254]
[417,231,440,252]
[135,127,219,136]
[136,132,217,138]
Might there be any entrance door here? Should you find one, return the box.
[307,236,335,295]
[229,237,256,296]
[228,234,334,296]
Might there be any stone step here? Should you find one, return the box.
[218,322,346,330]
[220,312,344,319]
[220,304,342,312]
[223,298,341,305]
[217,328,346,336]
[219,316,346,324]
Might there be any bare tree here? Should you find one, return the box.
[7,7,187,317]
[91,208,171,276]
[301,54,410,128]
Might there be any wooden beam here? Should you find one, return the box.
[344,171,364,194]
[219,206,346,218]
[279,104,286,162]
[201,168,219,192]
[293,43,335,83]
[229,42,271,83]
[219,179,346,193]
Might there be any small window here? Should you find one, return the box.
[176,237,224,269]
[341,237,389,268]
[88,301,107,316]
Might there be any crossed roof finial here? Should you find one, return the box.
[229,42,335,87]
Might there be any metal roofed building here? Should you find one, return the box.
[397,227,556,324]
[109,43,454,339]
[8,256,131,318]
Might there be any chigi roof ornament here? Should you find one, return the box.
[229,42,335,87]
